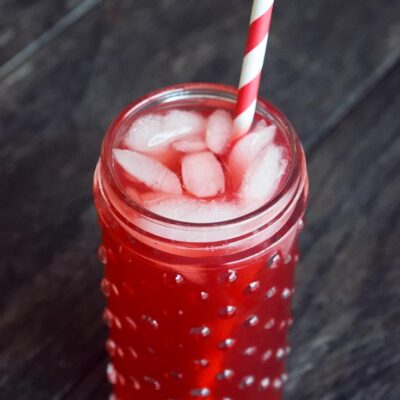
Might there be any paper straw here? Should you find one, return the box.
[233,0,275,138]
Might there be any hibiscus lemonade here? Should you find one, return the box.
[93,83,308,400]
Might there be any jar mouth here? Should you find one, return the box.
[101,82,302,230]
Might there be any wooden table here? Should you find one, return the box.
[1,1,399,399]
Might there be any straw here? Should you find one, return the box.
[233,0,275,139]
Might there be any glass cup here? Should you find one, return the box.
[93,83,308,400]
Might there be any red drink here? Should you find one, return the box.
[93,83,308,400]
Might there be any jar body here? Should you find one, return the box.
[93,83,308,400]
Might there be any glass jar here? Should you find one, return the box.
[93,83,308,400]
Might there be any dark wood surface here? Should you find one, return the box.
[1,1,399,399]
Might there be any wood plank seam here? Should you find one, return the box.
[0,0,104,82]
[304,51,400,154]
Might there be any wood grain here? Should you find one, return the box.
[0,0,97,67]
[286,62,400,400]
[0,0,399,398]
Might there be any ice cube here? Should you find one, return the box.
[124,110,206,152]
[239,144,287,204]
[171,135,208,153]
[164,110,206,137]
[206,109,233,155]
[124,185,142,204]
[251,119,271,133]
[113,149,182,195]
[228,123,276,185]
[143,194,240,223]
[181,151,225,198]
[140,191,175,204]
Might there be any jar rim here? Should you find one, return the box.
[100,82,302,230]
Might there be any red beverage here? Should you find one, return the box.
[93,83,308,400]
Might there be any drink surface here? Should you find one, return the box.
[93,88,307,400]
[111,105,291,225]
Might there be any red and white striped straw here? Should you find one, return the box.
[234,0,275,139]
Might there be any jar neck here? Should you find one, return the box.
[94,83,308,257]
